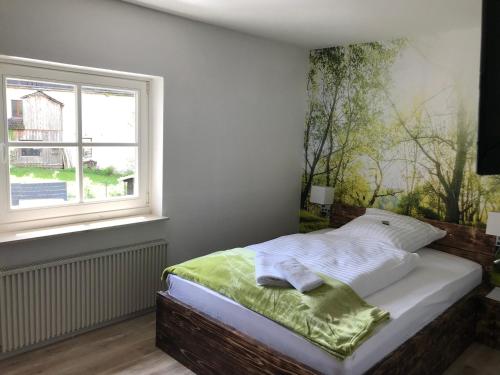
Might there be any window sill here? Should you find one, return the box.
[0,215,169,245]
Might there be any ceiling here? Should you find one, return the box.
[124,0,481,48]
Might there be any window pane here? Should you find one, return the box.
[9,147,78,208]
[82,86,137,143]
[82,147,137,201]
[6,78,77,142]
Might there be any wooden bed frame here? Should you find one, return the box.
[156,203,496,374]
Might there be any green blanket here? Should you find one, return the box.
[163,248,389,359]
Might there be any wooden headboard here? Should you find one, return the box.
[330,203,496,272]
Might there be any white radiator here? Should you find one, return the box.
[0,240,167,354]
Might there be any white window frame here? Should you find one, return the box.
[0,59,154,232]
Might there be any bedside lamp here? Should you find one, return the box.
[310,186,334,217]
[486,212,500,249]
[486,212,500,286]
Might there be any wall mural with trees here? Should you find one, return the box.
[301,28,500,230]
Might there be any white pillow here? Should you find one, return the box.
[327,208,447,252]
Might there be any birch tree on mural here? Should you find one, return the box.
[302,29,500,227]
[301,42,403,209]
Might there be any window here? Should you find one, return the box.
[11,99,23,118]
[0,60,151,230]
[20,148,42,157]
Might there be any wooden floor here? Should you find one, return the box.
[0,312,498,375]
[0,313,193,375]
[443,342,500,375]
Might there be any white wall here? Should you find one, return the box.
[0,0,308,267]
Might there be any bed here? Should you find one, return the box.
[156,204,495,375]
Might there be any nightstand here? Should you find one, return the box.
[476,287,500,350]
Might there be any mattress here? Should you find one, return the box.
[166,248,482,375]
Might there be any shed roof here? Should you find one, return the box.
[21,91,64,107]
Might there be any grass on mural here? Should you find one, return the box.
[299,210,330,233]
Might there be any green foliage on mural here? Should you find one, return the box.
[302,35,500,227]
[299,210,330,233]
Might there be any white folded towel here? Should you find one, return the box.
[274,257,324,293]
[254,253,290,287]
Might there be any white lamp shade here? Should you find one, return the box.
[486,212,500,236]
[310,186,334,205]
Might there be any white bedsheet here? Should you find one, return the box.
[247,233,420,297]
[166,248,482,375]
